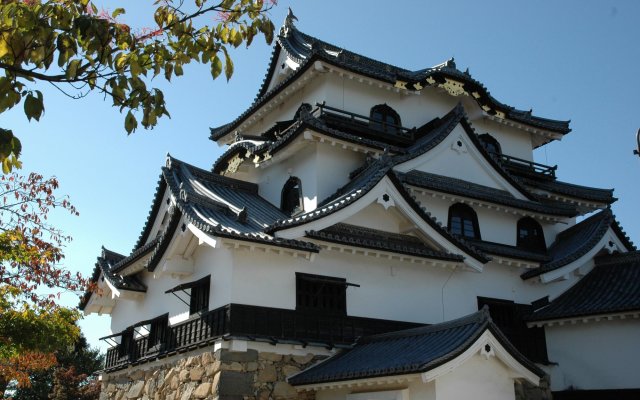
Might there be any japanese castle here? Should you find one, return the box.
[81,12,640,400]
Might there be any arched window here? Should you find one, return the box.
[517,217,546,252]
[478,133,501,155]
[369,104,401,134]
[448,203,481,239]
[281,177,303,215]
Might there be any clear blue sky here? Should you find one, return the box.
[3,1,639,352]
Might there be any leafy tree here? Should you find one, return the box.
[0,0,276,172]
[0,172,83,396]
[11,333,103,400]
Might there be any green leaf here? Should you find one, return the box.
[23,92,44,122]
[66,59,80,79]
[112,8,125,18]
[210,55,222,79]
[222,48,233,81]
[124,111,137,134]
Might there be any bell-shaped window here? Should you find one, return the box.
[281,177,303,215]
[448,203,481,239]
[369,104,401,134]
[478,133,502,155]
[517,217,546,252]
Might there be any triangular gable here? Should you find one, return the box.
[393,105,534,201]
[522,209,636,283]
[270,163,488,271]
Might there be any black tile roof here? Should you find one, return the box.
[211,17,570,143]
[517,176,616,205]
[400,170,578,217]
[307,223,465,263]
[467,239,550,263]
[79,247,148,311]
[289,307,543,386]
[528,251,640,322]
[163,156,320,254]
[521,209,636,280]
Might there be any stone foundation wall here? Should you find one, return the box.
[100,349,324,400]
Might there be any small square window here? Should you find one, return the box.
[296,273,346,315]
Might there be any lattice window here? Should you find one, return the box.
[448,203,481,239]
[296,273,346,315]
[189,278,210,315]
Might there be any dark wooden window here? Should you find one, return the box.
[517,217,546,252]
[189,278,210,315]
[448,203,481,239]
[478,133,501,154]
[478,297,548,363]
[281,177,303,215]
[148,314,169,349]
[118,327,134,359]
[296,273,346,315]
[369,104,401,134]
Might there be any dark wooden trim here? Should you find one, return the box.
[103,303,421,371]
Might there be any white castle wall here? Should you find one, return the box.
[544,319,640,391]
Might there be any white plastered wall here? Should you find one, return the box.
[434,352,518,400]
[108,244,234,335]
[544,319,640,391]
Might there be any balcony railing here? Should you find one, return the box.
[104,304,420,370]
[314,102,416,145]
[495,153,557,180]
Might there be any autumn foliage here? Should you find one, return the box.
[0,172,84,393]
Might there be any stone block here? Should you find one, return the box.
[129,369,146,381]
[126,381,145,399]
[164,368,178,383]
[217,371,253,396]
[245,362,258,372]
[292,354,314,365]
[202,351,215,365]
[257,365,277,383]
[257,389,271,400]
[259,352,283,362]
[205,361,221,377]
[179,369,190,382]
[193,382,212,399]
[190,366,206,381]
[221,361,243,371]
[272,382,298,399]
[180,383,195,400]
[282,365,300,377]
[106,383,117,393]
[220,349,258,363]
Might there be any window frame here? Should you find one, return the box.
[478,133,502,155]
[448,203,481,240]
[296,272,347,316]
[517,217,546,252]
[369,104,401,134]
[281,176,304,215]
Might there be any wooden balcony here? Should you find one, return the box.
[104,304,421,371]
[314,102,416,145]
[496,153,557,180]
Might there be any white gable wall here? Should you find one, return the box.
[544,319,640,391]
[471,119,535,162]
[435,352,518,400]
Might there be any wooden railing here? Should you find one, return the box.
[495,153,557,180]
[104,304,420,370]
[314,102,415,144]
